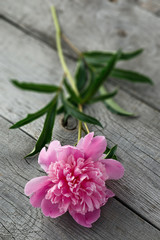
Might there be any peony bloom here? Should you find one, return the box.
[24,132,124,227]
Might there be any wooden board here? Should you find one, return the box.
[0,1,160,238]
[0,20,160,231]
[0,0,160,110]
[1,116,160,240]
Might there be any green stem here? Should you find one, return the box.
[61,34,96,73]
[61,34,91,135]
[77,104,82,142]
[62,33,82,58]
[51,6,79,96]
[51,6,90,141]
[83,122,90,134]
[77,120,82,142]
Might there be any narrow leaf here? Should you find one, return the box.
[11,79,60,93]
[111,68,153,84]
[120,49,144,60]
[80,67,95,98]
[99,86,134,116]
[57,105,64,114]
[25,96,58,158]
[75,60,88,93]
[61,93,102,127]
[83,48,143,66]
[88,88,118,104]
[63,112,69,125]
[57,97,78,115]
[10,99,55,129]
[82,51,120,103]
[64,78,81,103]
[105,145,117,159]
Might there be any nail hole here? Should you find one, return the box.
[108,0,118,2]
[117,29,127,37]
[61,116,77,130]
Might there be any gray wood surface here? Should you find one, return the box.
[1,116,160,240]
[0,0,160,110]
[0,0,160,239]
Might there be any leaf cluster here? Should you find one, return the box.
[10,48,153,157]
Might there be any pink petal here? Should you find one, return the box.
[38,140,61,172]
[100,159,124,180]
[77,132,107,161]
[105,189,115,198]
[41,199,65,218]
[57,146,84,162]
[24,176,51,196]
[30,186,49,208]
[69,208,100,228]
[77,132,94,150]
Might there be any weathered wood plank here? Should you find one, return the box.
[137,0,160,15]
[0,0,160,110]
[0,19,160,229]
[0,116,160,240]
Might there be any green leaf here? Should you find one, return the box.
[111,68,153,84]
[105,145,117,159]
[10,98,55,129]
[83,48,143,66]
[64,78,81,103]
[63,112,69,125]
[11,79,60,93]
[105,99,135,116]
[120,49,144,60]
[83,51,113,66]
[80,67,95,98]
[25,96,58,158]
[88,88,118,104]
[57,97,78,115]
[75,60,88,93]
[99,86,134,116]
[57,105,64,114]
[61,92,102,127]
[82,51,120,103]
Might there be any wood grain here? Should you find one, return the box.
[0,20,160,231]
[0,0,160,110]
[1,116,160,240]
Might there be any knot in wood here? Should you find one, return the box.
[61,116,77,130]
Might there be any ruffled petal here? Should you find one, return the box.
[101,159,124,180]
[38,140,61,172]
[77,132,94,150]
[24,176,51,196]
[57,146,84,162]
[69,208,101,228]
[77,132,107,161]
[41,199,65,218]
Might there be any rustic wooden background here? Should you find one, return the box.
[0,0,160,239]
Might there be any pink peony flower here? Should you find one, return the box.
[24,132,124,228]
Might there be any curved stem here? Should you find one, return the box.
[62,34,97,74]
[61,35,91,135]
[77,120,82,142]
[77,104,82,142]
[51,6,90,140]
[83,122,90,134]
[51,6,79,96]
[62,33,82,57]
[77,105,90,142]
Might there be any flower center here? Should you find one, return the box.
[46,154,107,214]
